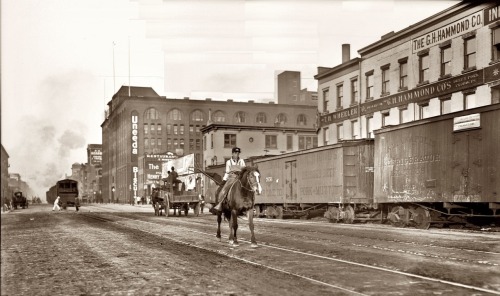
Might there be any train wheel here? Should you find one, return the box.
[411,206,431,230]
[254,205,261,217]
[324,207,340,223]
[265,206,277,218]
[276,206,284,219]
[344,205,355,224]
[388,205,408,227]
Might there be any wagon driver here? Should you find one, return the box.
[211,147,246,213]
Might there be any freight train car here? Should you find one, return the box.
[253,140,374,219]
[374,104,500,229]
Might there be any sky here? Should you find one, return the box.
[1,0,459,197]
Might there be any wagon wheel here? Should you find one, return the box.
[411,206,431,230]
[194,202,200,216]
[164,195,170,217]
[344,205,355,224]
[388,205,408,227]
[253,205,261,217]
[275,206,284,219]
[183,204,189,216]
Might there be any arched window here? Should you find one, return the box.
[213,110,226,123]
[297,114,307,126]
[168,109,183,121]
[234,111,246,123]
[145,108,160,120]
[275,113,287,125]
[191,110,204,122]
[256,112,267,124]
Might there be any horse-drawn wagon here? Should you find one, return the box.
[151,154,204,217]
[12,192,28,209]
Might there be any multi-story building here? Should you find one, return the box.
[86,144,103,202]
[101,84,318,204]
[316,2,500,144]
[277,71,318,106]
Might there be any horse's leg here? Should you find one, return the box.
[248,210,257,247]
[231,209,239,246]
[216,212,222,241]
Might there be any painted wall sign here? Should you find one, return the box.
[320,106,358,126]
[412,11,483,52]
[484,3,500,25]
[131,112,139,199]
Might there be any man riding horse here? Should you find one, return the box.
[210,147,246,214]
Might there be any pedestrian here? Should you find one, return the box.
[53,196,61,211]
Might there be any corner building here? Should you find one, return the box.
[101,86,317,203]
[316,2,500,144]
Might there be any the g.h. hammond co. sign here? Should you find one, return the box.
[412,11,482,53]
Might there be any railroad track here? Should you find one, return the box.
[80,211,500,295]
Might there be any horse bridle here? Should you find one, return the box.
[238,170,260,193]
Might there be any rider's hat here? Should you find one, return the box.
[232,147,241,153]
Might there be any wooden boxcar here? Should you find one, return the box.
[374,104,500,228]
[252,140,374,219]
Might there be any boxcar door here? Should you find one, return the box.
[285,161,297,203]
[452,130,482,201]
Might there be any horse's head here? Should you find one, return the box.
[241,166,262,195]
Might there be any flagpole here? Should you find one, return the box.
[128,36,131,97]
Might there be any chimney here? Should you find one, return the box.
[342,44,350,63]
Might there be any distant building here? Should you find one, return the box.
[277,71,317,106]
[101,85,318,204]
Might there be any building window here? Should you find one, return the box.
[381,111,390,127]
[464,91,477,109]
[173,124,178,135]
[323,127,329,145]
[351,78,358,104]
[224,134,237,148]
[366,71,374,99]
[440,96,452,114]
[366,116,374,138]
[265,135,278,149]
[418,102,430,119]
[157,138,162,147]
[196,139,201,150]
[189,125,194,135]
[287,135,293,150]
[150,124,155,134]
[492,26,500,62]
[337,124,343,141]
[189,139,194,150]
[381,65,390,95]
[299,136,317,150]
[441,45,452,77]
[168,109,183,121]
[191,110,204,122]
[145,108,160,120]
[144,124,148,135]
[419,53,430,83]
[144,138,149,149]
[213,111,225,122]
[150,138,156,147]
[323,88,329,113]
[210,134,213,149]
[256,112,267,124]
[297,114,307,126]
[399,58,408,90]
[166,124,172,135]
[179,124,185,135]
[336,84,343,109]
[492,86,500,104]
[275,113,287,125]
[157,124,162,135]
[399,106,410,124]
[464,37,476,70]
[351,120,359,139]
[234,111,246,123]
[180,139,185,150]
[167,138,172,149]
[173,138,178,148]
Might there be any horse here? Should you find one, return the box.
[216,166,262,247]
[151,188,165,216]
